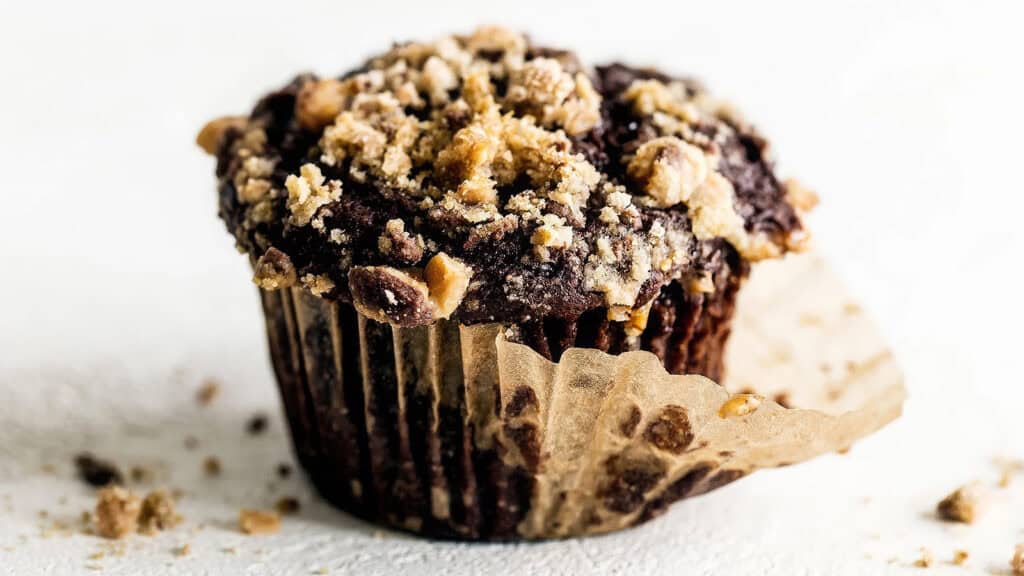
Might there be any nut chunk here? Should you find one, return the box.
[424,253,472,319]
[239,509,280,535]
[253,247,297,290]
[196,116,246,155]
[94,486,142,539]
[936,482,983,524]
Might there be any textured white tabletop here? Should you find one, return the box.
[2,1,1022,574]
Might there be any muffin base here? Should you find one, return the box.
[258,265,743,540]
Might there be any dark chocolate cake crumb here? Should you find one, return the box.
[74,453,124,488]
[203,457,222,477]
[246,414,269,435]
[275,463,292,479]
[274,497,300,515]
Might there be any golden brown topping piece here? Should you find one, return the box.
[253,247,297,290]
[239,509,281,535]
[296,78,347,131]
[94,486,142,539]
[138,490,182,535]
[936,482,983,524]
[628,137,708,208]
[424,253,472,319]
[196,116,247,155]
[1012,544,1024,576]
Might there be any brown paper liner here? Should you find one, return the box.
[258,253,905,540]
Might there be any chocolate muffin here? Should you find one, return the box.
[199,26,810,539]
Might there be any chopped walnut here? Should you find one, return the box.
[253,248,297,290]
[196,116,246,155]
[94,486,142,539]
[138,490,181,535]
[296,79,347,131]
[936,482,983,524]
[285,163,341,226]
[424,253,472,319]
[1013,544,1024,576]
[238,509,280,535]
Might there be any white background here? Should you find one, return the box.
[1,0,1022,574]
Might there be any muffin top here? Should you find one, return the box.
[201,26,812,328]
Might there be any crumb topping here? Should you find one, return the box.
[206,27,806,327]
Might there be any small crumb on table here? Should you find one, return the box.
[913,547,933,568]
[94,487,141,539]
[275,497,300,515]
[203,457,222,477]
[196,379,220,406]
[951,549,969,566]
[936,482,982,523]
[239,509,280,535]
[75,453,124,488]
[1012,543,1024,576]
[246,413,269,435]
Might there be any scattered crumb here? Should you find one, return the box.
[87,551,105,561]
[246,413,269,435]
[75,453,124,488]
[772,392,792,409]
[222,547,238,555]
[372,530,387,540]
[937,482,983,524]
[995,458,1023,488]
[315,568,329,575]
[203,457,222,477]
[138,490,182,535]
[41,463,58,475]
[94,486,142,539]
[276,463,292,479]
[1013,544,1024,576]
[913,547,934,568]
[196,379,220,406]
[129,466,154,484]
[170,488,185,501]
[184,436,199,451]
[173,543,191,557]
[239,509,280,535]
[275,497,300,516]
[843,301,862,315]
[952,549,969,566]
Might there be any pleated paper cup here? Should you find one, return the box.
[257,253,904,540]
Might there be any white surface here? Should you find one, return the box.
[2,0,1023,574]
